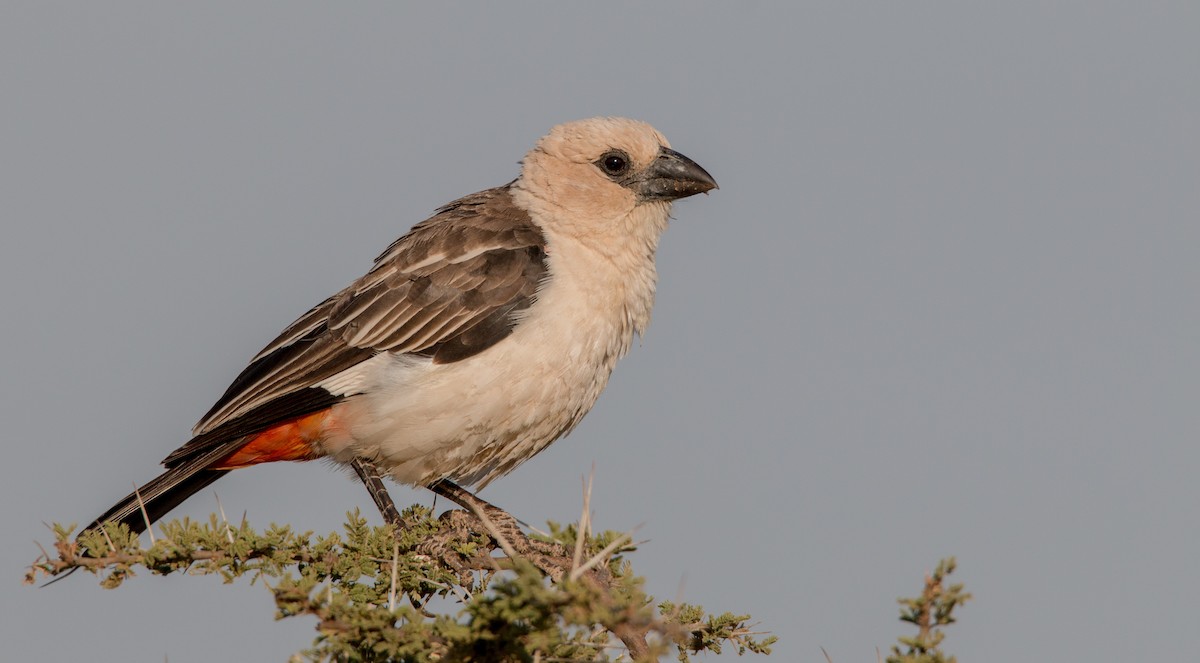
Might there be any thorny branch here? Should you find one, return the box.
[27,506,774,662]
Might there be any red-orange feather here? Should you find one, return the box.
[213,409,331,469]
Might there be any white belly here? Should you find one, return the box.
[316,242,644,488]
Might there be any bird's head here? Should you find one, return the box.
[516,117,717,226]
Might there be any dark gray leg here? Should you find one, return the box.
[350,457,402,528]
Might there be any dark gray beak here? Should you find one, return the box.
[636,147,718,201]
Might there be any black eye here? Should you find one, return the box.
[596,151,630,177]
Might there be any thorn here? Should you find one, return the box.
[388,540,400,611]
[465,503,519,559]
[672,572,689,611]
[572,469,594,573]
[99,523,117,555]
[133,482,155,545]
[569,524,639,582]
[214,492,235,545]
[524,522,551,538]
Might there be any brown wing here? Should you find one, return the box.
[163,185,546,467]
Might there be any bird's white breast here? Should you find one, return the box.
[316,211,666,488]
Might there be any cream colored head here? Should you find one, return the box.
[515,117,716,226]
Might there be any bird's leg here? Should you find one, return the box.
[350,457,403,529]
[427,479,527,554]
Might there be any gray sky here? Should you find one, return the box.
[4,3,1198,661]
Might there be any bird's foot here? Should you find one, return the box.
[412,509,485,585]
[425,479,532,553]
[471,504,528,554]
[420,479,572,581]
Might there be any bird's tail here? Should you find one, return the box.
[84,458,231,537]
[82,405,338,539]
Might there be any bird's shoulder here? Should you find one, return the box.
[370,183,544,271]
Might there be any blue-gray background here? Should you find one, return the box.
[4,4,1197,661]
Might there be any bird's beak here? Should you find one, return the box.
[635,147,719,201]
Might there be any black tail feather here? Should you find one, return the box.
[85,461,231,537]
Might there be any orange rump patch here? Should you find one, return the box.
[214,409,332,469]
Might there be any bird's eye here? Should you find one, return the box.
[596,151,630,177]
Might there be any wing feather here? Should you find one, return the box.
[188,185,547,441]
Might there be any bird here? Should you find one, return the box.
[86,117,716,538]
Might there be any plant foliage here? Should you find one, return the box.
[27,506,775,662]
